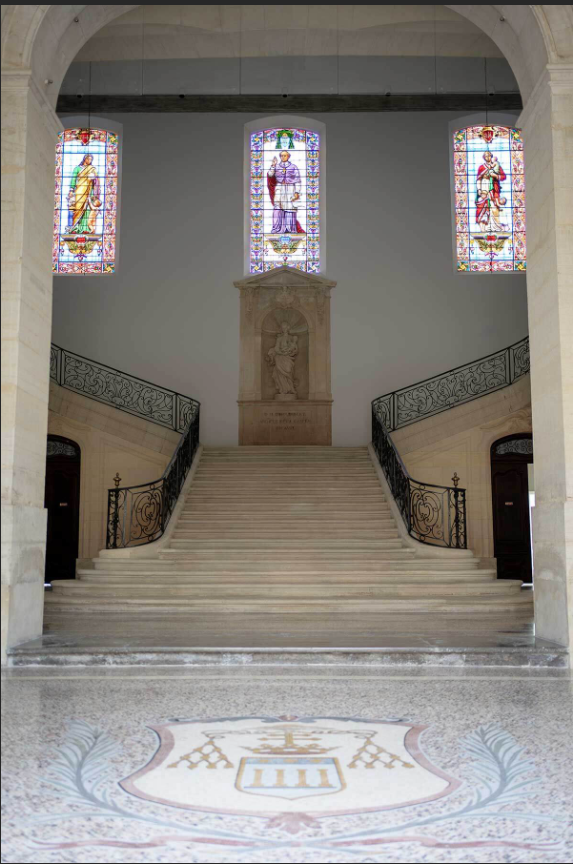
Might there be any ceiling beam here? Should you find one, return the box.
[57,93,522,114]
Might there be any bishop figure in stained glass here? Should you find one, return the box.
[267,151,305,235]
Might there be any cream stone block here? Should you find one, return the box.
[235,267,335,446]
[48,381,177,559]
[392,379,533,562]
[239,401,332,446]
[1,502,47,661]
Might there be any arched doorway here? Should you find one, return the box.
[44,435,81,583]
[490,433,534,584]
[1,4,571,656]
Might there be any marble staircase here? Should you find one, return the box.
[46,447,533,624]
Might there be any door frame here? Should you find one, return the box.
[490,432,534,582]
[45,434,82,582]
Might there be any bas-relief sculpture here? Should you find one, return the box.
[234,267,336,445]
[263,310,309,401]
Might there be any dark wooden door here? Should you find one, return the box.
[44,437,81,582]
[491,436,533,582]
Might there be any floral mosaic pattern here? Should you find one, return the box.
[53,128,118,275]
[454,125,526,273]
[250,128,320,274]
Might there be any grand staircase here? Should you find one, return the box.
[45,447,533,643]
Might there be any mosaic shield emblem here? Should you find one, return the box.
[121,716,460,817]
[236,756,345,800]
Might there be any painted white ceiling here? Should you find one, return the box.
[75,5,505,61]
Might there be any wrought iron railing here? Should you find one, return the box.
[107,401,200,549]
[372,336,529,433]
[372,405,467,548]
[50,343,195,433]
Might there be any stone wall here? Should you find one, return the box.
[392,375,532,563]
[51,110,529,446]
[47,382,179,560]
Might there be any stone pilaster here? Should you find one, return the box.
[1,72,62,660]
[520,65,573,648]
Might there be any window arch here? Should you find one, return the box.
[246,117,324,274]
[452,124,526,273]
[53,125,120,274]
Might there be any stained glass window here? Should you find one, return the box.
[453,125,526,273]
[250,127,320,273]
[53,128,119,275]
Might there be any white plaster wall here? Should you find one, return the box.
[51,110,529,446]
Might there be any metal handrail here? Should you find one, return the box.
[50,343,194,433]
[370,336,530,547]
[372,336,529,433]
[106,402,200,549]
[371,405,467,548]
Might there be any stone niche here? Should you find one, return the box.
[234,267,336,445]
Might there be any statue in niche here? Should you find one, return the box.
[263,310,308,400]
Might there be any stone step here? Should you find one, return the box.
[188,484,384,491]
[197,466,374,471]
[191,471,380,478]
[175,520,397,529]
[78,570,497,583]
[201,448,368,455]
[198,466,375,471]
[182,502,388,511]
[177,508,394,527]
[44,594,533,613]
[94,558,479,573]
[171,527,400,535]
[167,538,405,549]
[51,580,521,599]
[184,492,388,500]
[182,496,391,510]
[194,473,377,480]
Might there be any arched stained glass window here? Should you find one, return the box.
[453,125,526,273]
[250,126,320,273]
[53,128,119,274]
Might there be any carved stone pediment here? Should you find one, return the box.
[234,266,336,291]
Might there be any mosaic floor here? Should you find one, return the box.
[2,667,572,863]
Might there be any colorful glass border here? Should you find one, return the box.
[250,127,320,274]
[453,125,526,273]
[53,128,118,275]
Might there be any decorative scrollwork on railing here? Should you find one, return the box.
[510,338,530,380]
[50,344,193,433]
[373,336,529,433]
[50,345,60,382]
[372,407,467,549]
[106,404,200,549]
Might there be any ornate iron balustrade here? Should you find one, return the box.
[372,336,529,433]
[107,401,200,549]
[372,406,467,549]
[50,343,195,433]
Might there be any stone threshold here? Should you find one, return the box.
[8,644,568,669]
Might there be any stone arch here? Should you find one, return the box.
[1,6,572,658]
[0,6,562,103]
